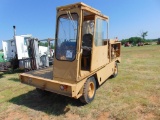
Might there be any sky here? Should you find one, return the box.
[0,0,160,49]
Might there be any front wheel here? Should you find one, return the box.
[80,77,96,104]
[112,62,118,78]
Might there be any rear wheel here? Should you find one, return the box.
[112,62,118,78]
[80,77,96,104]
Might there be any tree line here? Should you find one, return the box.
[121,37,158,45]
[121,31,159,45]
[39,42,54,49]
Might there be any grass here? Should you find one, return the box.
[0,45,160,120]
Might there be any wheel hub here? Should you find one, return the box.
[88,82,95,98]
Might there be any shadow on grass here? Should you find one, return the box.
[0,69,24,79]
[3,69,24,74]
[9,89,84,116]
[0,72,4,79]
[96,76,113,90]
[8,78,20,82]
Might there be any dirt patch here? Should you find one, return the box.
[65,113,81,120]
[132,105,157,120]
[0,107,52,120]
[0,95,5,99]
[97,112,110,120]
[132,105,145,119]
[149,95,159,104]
[38,114,50,120]
[2,111,29,120]
[143,113,156,120]
[2,111,52,120]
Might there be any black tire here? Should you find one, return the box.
[80,77,96,104]
[36,88,51,96]
[112,62,118,78]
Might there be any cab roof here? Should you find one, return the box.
[57,2,109,20]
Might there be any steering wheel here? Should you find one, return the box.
[82,46,91,51]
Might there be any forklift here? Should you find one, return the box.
[19,2,121,104]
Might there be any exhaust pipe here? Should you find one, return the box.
[13,25,17,53]
[13,25,16,37]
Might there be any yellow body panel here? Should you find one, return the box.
[19,59,119,99]
[91,45,109,71]
[19,2,121,99]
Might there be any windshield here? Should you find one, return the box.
[56,13,78,61]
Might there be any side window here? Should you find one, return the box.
[24,38,28,45]
[83,20,94,35]
[11,41,15,46]
[95,18,108,46]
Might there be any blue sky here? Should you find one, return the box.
[0,0,160,49]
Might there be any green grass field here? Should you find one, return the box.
[0,45,160,120]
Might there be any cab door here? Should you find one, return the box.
[90,16,109,71]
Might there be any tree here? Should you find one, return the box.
[39,42,48,47]
[121,39,128,45]
[39,41,54,48]
[129,37,144,43]
[121,37,143,45]
[141,31,148,40]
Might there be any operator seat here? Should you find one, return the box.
[82,34,92,69]
[82,33,92,56]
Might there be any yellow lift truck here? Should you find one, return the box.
[19,2,121,104]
